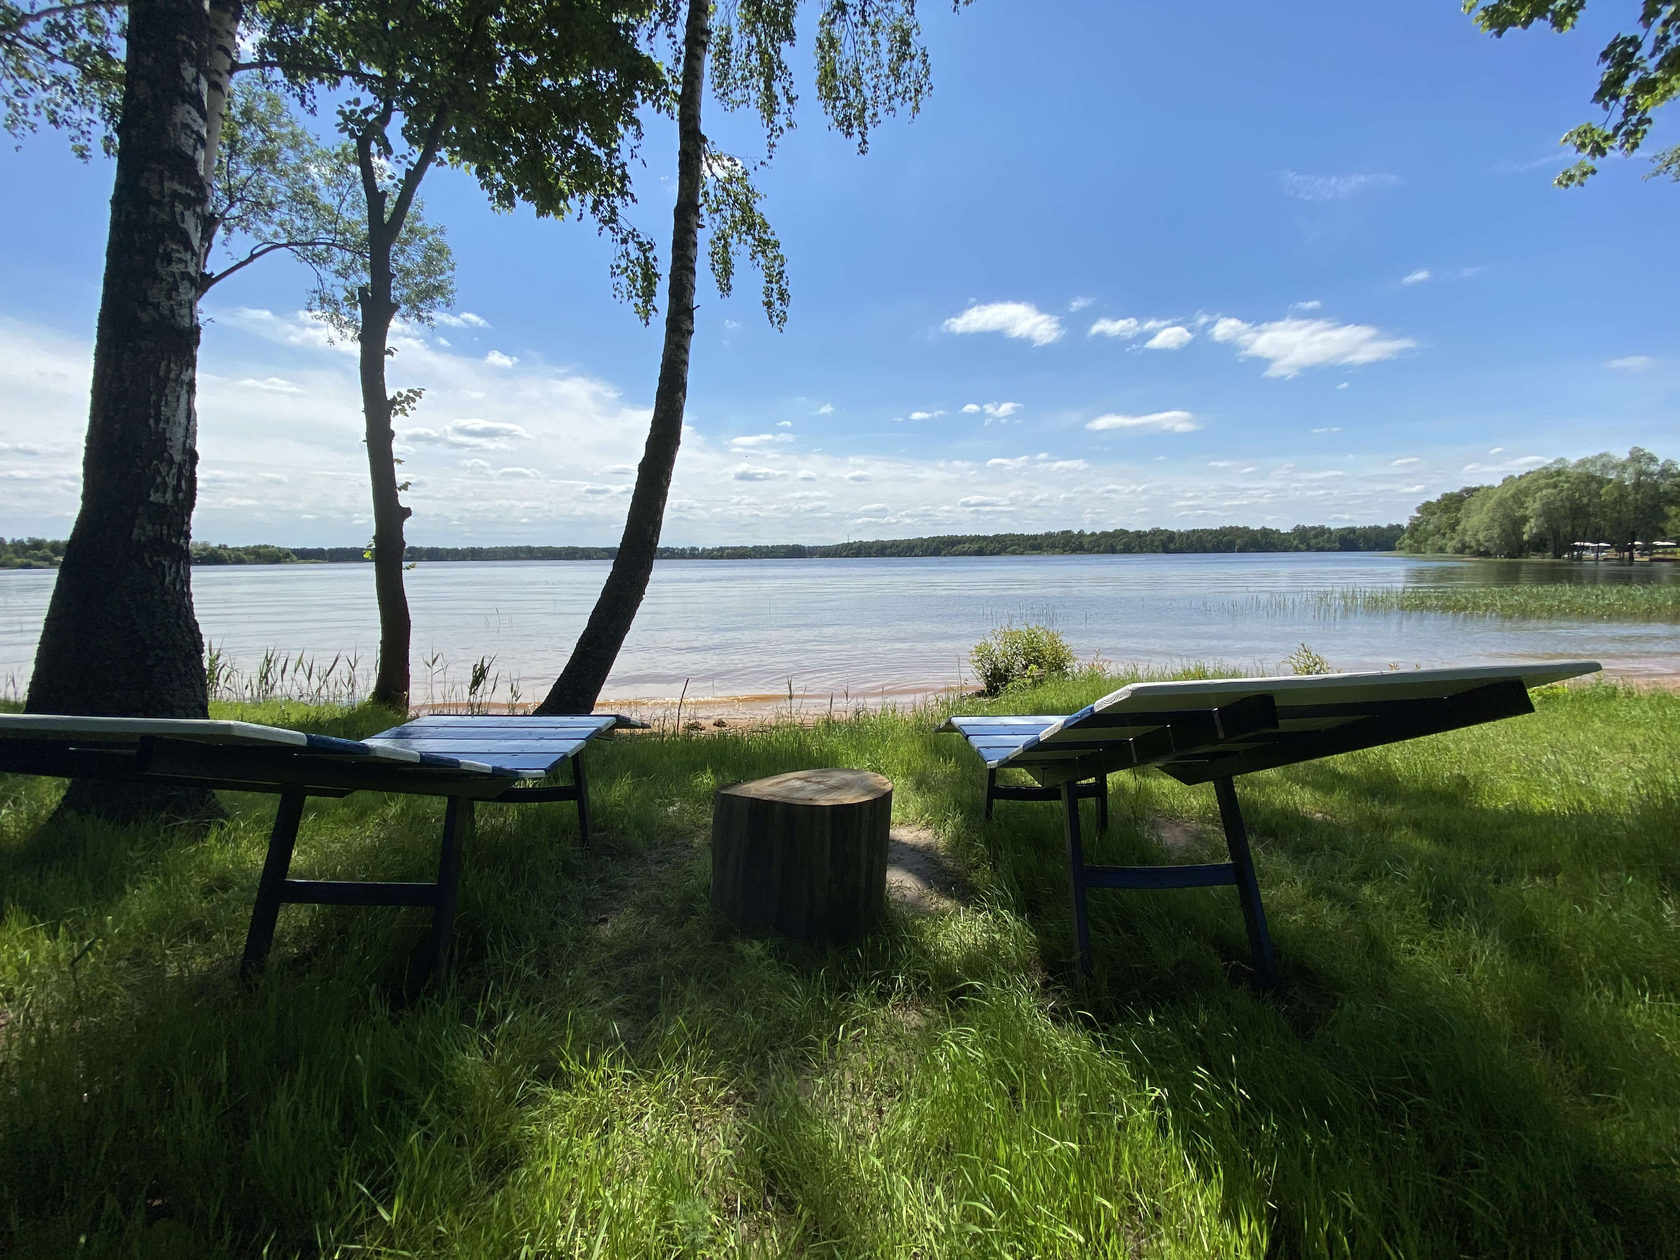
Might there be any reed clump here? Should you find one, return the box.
[1255,582,1680,622]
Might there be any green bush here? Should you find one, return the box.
[969,623,1075,695]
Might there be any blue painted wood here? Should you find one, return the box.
[364,738,594,757]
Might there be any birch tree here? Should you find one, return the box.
[536,0,961,714]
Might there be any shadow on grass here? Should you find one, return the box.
[3,704,1678,1256]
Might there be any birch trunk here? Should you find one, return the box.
[536,0,710,715]
[26,0,217,819]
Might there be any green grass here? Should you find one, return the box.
[2,679,1678,1256]
[1255,582,1680,622]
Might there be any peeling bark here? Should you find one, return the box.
[536,0,710,715]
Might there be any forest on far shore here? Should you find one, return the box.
[0,524,1404,569]
[1398,448,1677,559]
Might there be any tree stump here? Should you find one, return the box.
[710,768,893,943]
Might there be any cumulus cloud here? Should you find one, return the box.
[1085,410,1199,433]
[942,301,1063,347]
[404,419,532,450]
[844,470,871,482]
[495,467,541,479]
[815,403,834,415]
[484,350,518,367]
[1210,316,1415,378]
[434,312,490,329]
[961,401,1021,424]
[906,409,945,421]
[1088,316,1141,339]
[1280,170,1402,201]
[1144,326,1193,351]
[1607,355,1655,371]
[731,464,788,481]
[1401,269,1431,285]
[239,377,304,395]
[730,433,793,448]
[1068,296,1094,312]
[959,495,1009,509]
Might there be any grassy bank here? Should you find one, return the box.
[1257,583,1680,622]
[2,678,1678,1256]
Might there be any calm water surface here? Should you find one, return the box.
[1,554,1674,703]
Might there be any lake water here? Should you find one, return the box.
[1,553,1674,705]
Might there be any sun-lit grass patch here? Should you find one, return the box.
[1,677,1676,1256]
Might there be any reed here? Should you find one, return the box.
[1252,583,1680,622]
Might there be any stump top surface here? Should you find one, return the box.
[719,768,892,807]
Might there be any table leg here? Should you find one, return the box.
[424,796,473,980]
[571,752,591,848]
[1213,776,1276,989]
[241,788,307,979]
[1061,781,1092,975]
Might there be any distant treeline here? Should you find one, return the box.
[2,524,1406,569]
[1398,448,1679,559]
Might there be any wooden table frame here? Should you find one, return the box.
[0,724,607,982]
[946,670,1588,987]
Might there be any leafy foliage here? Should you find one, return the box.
[1466,0,1680,184]
[970,623,1075,695]
[1399,446,1679,557]
[1283,642,1333,675]
[0,0,124,158]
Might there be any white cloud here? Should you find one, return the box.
[906,409,945,421]
[844,470,871,482]
[776,420,793,428]
[959,495,1009,509]
[1068,296,1094,312]
[1336,381,1350,390]
[796,469,818,481]
[1607,355,1655,371]
[731,464,788,481]
[484,350,518,368]
[1280,170,1402,201]
[1311,426,1342,434]
[238,376,303,395]
[434,312,490,329]
[1144,326,1193,351]
[943,301,1063,347]
[987,456,1030,470]
[730,433,793,448]
[1210,316,1415,378]
[1088,316,1141,339]
[1400,269,1431,285]
[961,401,1021,424]
[405,419,532,450]
[1391,457,1420,467]
[1086,410,1199,433]
[1208,460,1236,469]
[1291,300,1322,312]
[815,403,834,415]
[495,467,541,479]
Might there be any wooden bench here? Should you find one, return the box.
[0,712,642,979]
[942,661,1600,986]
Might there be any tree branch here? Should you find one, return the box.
[0,0,122,38]
[201,238,355,292]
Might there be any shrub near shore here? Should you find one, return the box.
[1,678,1677,1256]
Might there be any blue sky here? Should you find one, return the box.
[2,0,1676,546]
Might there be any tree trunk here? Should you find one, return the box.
[536,0,710,716]
[26,0,217,821]
[710,769,893,943]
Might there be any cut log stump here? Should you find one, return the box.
[710,768,893,943]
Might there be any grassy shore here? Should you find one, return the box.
[2,676,1678,1257]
